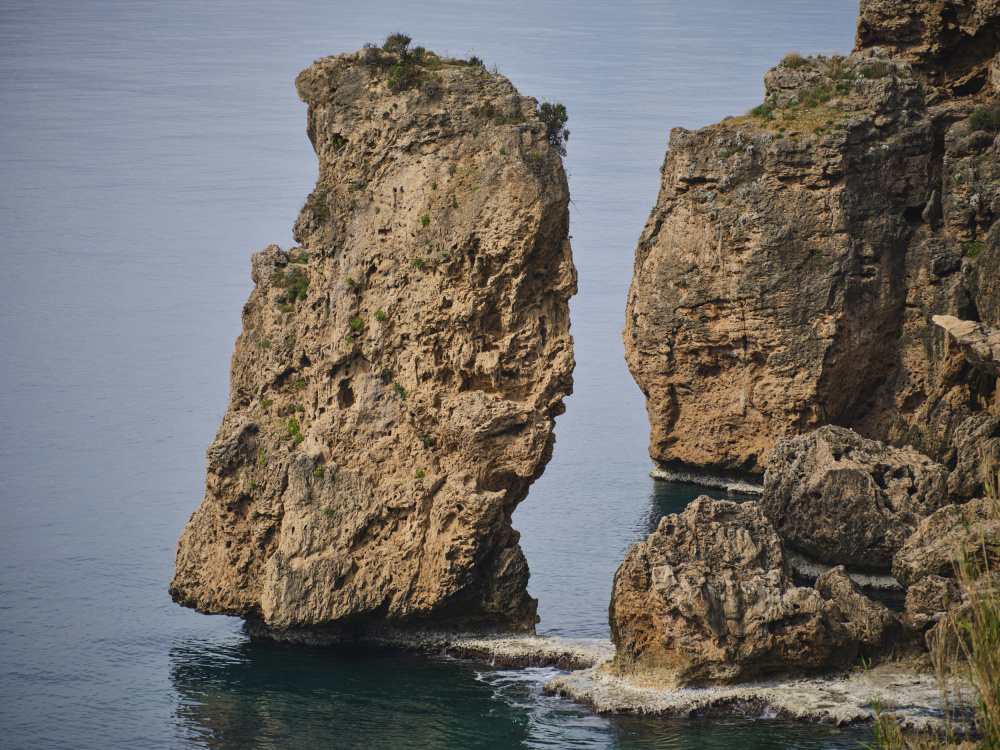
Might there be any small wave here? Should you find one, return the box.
[650,467,763,495]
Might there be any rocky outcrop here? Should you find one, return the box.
[934,314,1000,376]
[609,497,868,686]
[625,13,999,476]
[170,46,575,635]
[762,425,949,570]
[855,0,1000,98]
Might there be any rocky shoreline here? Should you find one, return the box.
[544,659,957,731]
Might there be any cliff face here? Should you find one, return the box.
[170,47,575,635]
[625,2,999,475]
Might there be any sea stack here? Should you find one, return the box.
[170,42,575,637]
[624,0,999,477]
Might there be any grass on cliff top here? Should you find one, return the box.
[732,53,903,138]
[362,32,493,93]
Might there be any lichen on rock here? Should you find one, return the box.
[170,45,575,636]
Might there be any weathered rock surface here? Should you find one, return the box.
[893,497,1000,587]
[170,48,575,635]
[762,425,949,570]
[625,16,999,475]
[855,0,1000,97]
[609,497,859,685]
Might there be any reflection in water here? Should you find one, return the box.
[169,634,870,749]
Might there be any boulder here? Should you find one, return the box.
[762,426,949,571]
[609,497,857,685]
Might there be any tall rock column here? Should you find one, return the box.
[170,46,575,636]
[625,3,999,475]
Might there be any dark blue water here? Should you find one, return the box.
[0,1,867,747]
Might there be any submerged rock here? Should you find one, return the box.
[762,425,949,571]
[170,47,575,635]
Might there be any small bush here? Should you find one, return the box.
[286,417,300,436]
[782,52,807,69]
[383,32,412,57]
[412,257,425,269]
[430,181,437,190]
[278,267,309,302]
[750,101,774,121]
[261,398,273,408]
[966,241,985,257]
[970,106,1000,133]
[281,303,294,313]
[393,382,407,399]
[380,366,393,382]
[448,165,457,176]
[422,435,434,447]
[538,101,569,156]
[421,214,430,227]
[451,197,459,209]
[314,466,326,477]
[414,469,425,479]
[323,507,334,517]
[285,336,296,348]
[346,277,355,287]
[258,339,271,349]
[499,147,507,155]
[375,310,387,322]
[305,188,330,221]
[468,56,484,68]
[250,480,257,488]
[858,61,894,79]
[296,379,307,390]
[350,317,363,331]
[293,253,309,264]
[347,336,355,344]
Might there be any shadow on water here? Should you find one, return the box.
[641,480,755,537]
[168,635,871,750]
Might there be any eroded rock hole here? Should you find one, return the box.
[338,379,355,408]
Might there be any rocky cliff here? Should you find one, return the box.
[170,44,575,636]
[625,0,999,476]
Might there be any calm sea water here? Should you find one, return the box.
[0,1,867,747]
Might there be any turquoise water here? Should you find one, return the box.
[0,1,870,747]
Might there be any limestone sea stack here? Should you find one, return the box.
[170,44,576,637]
[624,0,999,476]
